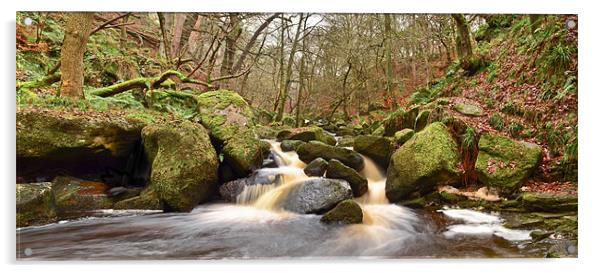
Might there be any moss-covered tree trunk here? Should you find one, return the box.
[384,13,393,94]
[276,13,304,122]
[451,14,473,60]
[59,12,94,98]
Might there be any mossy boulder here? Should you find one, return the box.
[221,132,271,177]
[255,125,278,139]
[51,176,115,214]
[276,126,336,146]
[142,120,219,212]
[304,157,329,177]
[394,129,415,145]
[320,199,363,224]
[196,90,256,143]
[453,102,483,116]
[280,139,304,152]
[325,159,368,197]
[16,182,56,227]
[520,192,578,212]
[336,136,355,147]
[475,133,542,193]
[353,135,394,169]
[296,141,365,171]
[16,109,146,159]
[371,125,385,136]
[16,109,147,181]
[385,122,461,202]
[281,178,353,214]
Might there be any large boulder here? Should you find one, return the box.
[296,141,365,171]
[196,90,268,177]
[282,178,353,214]
[386,122,461,202]
[142,121,219,212]
[353,135,394,169]
[475,133,542,193]
[304,158,329,177]
[276,126,336,146]
[519,192,578,212]
[221,132,271,177]
[16,109,146,182]
[16,182,56,227]
[325,159,368,197]
[320,199,363,224]
[197,90,256,142]
[113,188,162,210]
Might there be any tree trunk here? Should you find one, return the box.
[451,14,473,60]
[384,14,393,94]
[59,12,95,98]
[276,13,304,122]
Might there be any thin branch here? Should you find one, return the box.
[90,12,132,36]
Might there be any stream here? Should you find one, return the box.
[16,140,541,260]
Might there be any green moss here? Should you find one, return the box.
[222,132,270,177]
[16,182,57,227]
[453,103,484,116]
[197,89,256,143]
[320,199,363,224]
[296,141,365,171]
[394,128,415,145]
[520,192,577,212]
[475,133,542,193]
[414,110,431,132]
[386,122,461,202]
[143,120,219,212]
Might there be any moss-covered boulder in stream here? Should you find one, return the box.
[325,159,368,197]
[196,90,268,177]
[304,157,329,177]
[17,182,56,227]
[320,199,363,224]
[353,135,394,169]
[296,141,365,171]
[475,133,542,193]
[196,90,256,142]
[276,126,336,145]
[142,120,219,212]
[386,122,461,202]
[221,131,271,177]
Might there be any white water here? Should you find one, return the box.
[16,139,536,259]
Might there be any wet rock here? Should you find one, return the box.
[296,141,364,171]
[142,120,219,212]
[353,135,394,169]
[222,132,271,177]
[326,159,368,197]
[320,199,363,224]
[530,230,553,242]
[51,176,115,213]
[219,170,283,202]
[394,128,415,146]
[280,139,304,152]
[386,122,461,202]
[475,133,542,193]
[16,182,56,227]
[453,102,483,116]
[282,178,353,214]
[304,158,328,177]
[520,192,578,212]
[276,126,336,146]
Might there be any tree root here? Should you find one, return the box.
[16,73,61,90]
